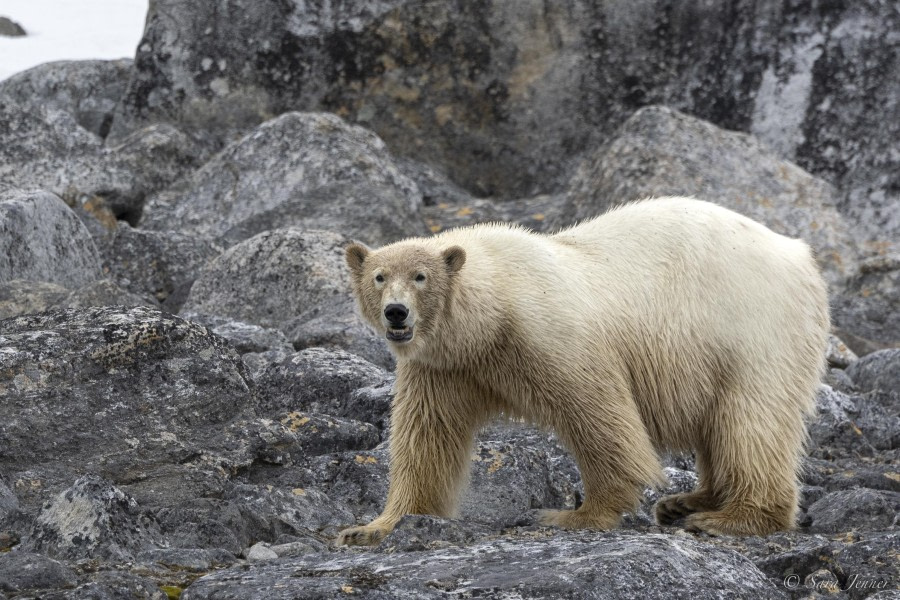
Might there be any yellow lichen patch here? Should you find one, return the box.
[884,472,900,483]
[355,455,378,464]
[429,224,443,233]
[434,104,454,127]
[281,412,311,432]
[160,586,183,599]
[851,423,863,435]
[292,488,306,496]
[531,213,545,221]
[341,584,355,594]
[455,206,473,217]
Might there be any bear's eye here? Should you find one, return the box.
[375,274,384,283]
[415,273,426,282]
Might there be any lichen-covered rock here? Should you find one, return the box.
[54,571,169,600]
[250,347,392,426]
[0,100,200,222]
[0,552,78,595]
[833,254,900,351]
[180,313,293,355]
[806,489,900,534]
[826,334,858,369]
[57,279,157,310]
[24,475,163,561]
[561,106,859,288]
[0,190,102,287]
[847,349,900,396]
[181,228,352,331]
[101,223,221,308]
[0,280,70,319]
[0,306,254,509]
[140,112,426,247]
[112,0,898,227]
[281,298,394,369]
[0,59,133,138]
[180,531,785,599]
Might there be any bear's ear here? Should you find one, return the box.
[345,243,370,276]
[442,246,466,274]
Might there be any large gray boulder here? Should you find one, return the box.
[140,112,426,247]
[0,59,133,138]
[181,228,388,364]
[112,0,898,229]
[561,106,859,288]
[0,98,200,221]
[0,190,102,287]
[0,306,255,508]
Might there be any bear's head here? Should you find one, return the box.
[345,242,466,357]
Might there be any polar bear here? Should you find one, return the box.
[337,197,829,545]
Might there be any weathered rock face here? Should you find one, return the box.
[0,59,133,138]
[182,228,352,331]
[140,112,426,247]
[0,190,102,288]
[24,475,164,561]
[0,306,254,508]
[561,106,860,287]
[180,531,785,599]
[101,223,221,307]
[832,254,900,351]
[112,0,898,225]
[0,99,201,221]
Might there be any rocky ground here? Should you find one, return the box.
[1,1,898,598]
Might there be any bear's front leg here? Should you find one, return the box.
[336,366,489,546]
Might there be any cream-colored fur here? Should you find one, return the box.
[337,197,830,545]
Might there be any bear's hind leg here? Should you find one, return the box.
[539,398,664,530]
[655,446,721,525]
[683,389,805,536]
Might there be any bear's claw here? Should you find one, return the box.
[335,525,389,547]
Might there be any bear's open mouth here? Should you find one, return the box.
[386,326,413,343]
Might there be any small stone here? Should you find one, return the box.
[246,542,278,561]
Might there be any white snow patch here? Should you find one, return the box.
[0,0,147,82]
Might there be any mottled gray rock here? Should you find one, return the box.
[138,547,238,572]
[807,385,899,458]
[181,228,351,331]
[250,347,392,426]
[101,223,221,308]
[24,475,163,561]
[0,60,133,138]
[0,280,69,319]
[277,411,381,457]
[140,112,426,247]
[101,124,204,222]
[0,190,102,287]
[0,306,254,509]
[0,474,18,526]
[180,531,784,599]
[826,334,859,369]
[0,552,77,595]
[806,489,900,534]
[282,298,394,369]
[833,254,900,351]
[562,106,859,287]
[0,16,25,37]
[847,349,900,395]
[422,194,563,235]
[55,571,169,600]
[113,0,897,224]
[58,278,157,310]
[181,312,293,355]
[803,457,900,495]
[246,542,278,561]
[0,99,200,221]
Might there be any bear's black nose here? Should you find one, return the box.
[384,303,409,325]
